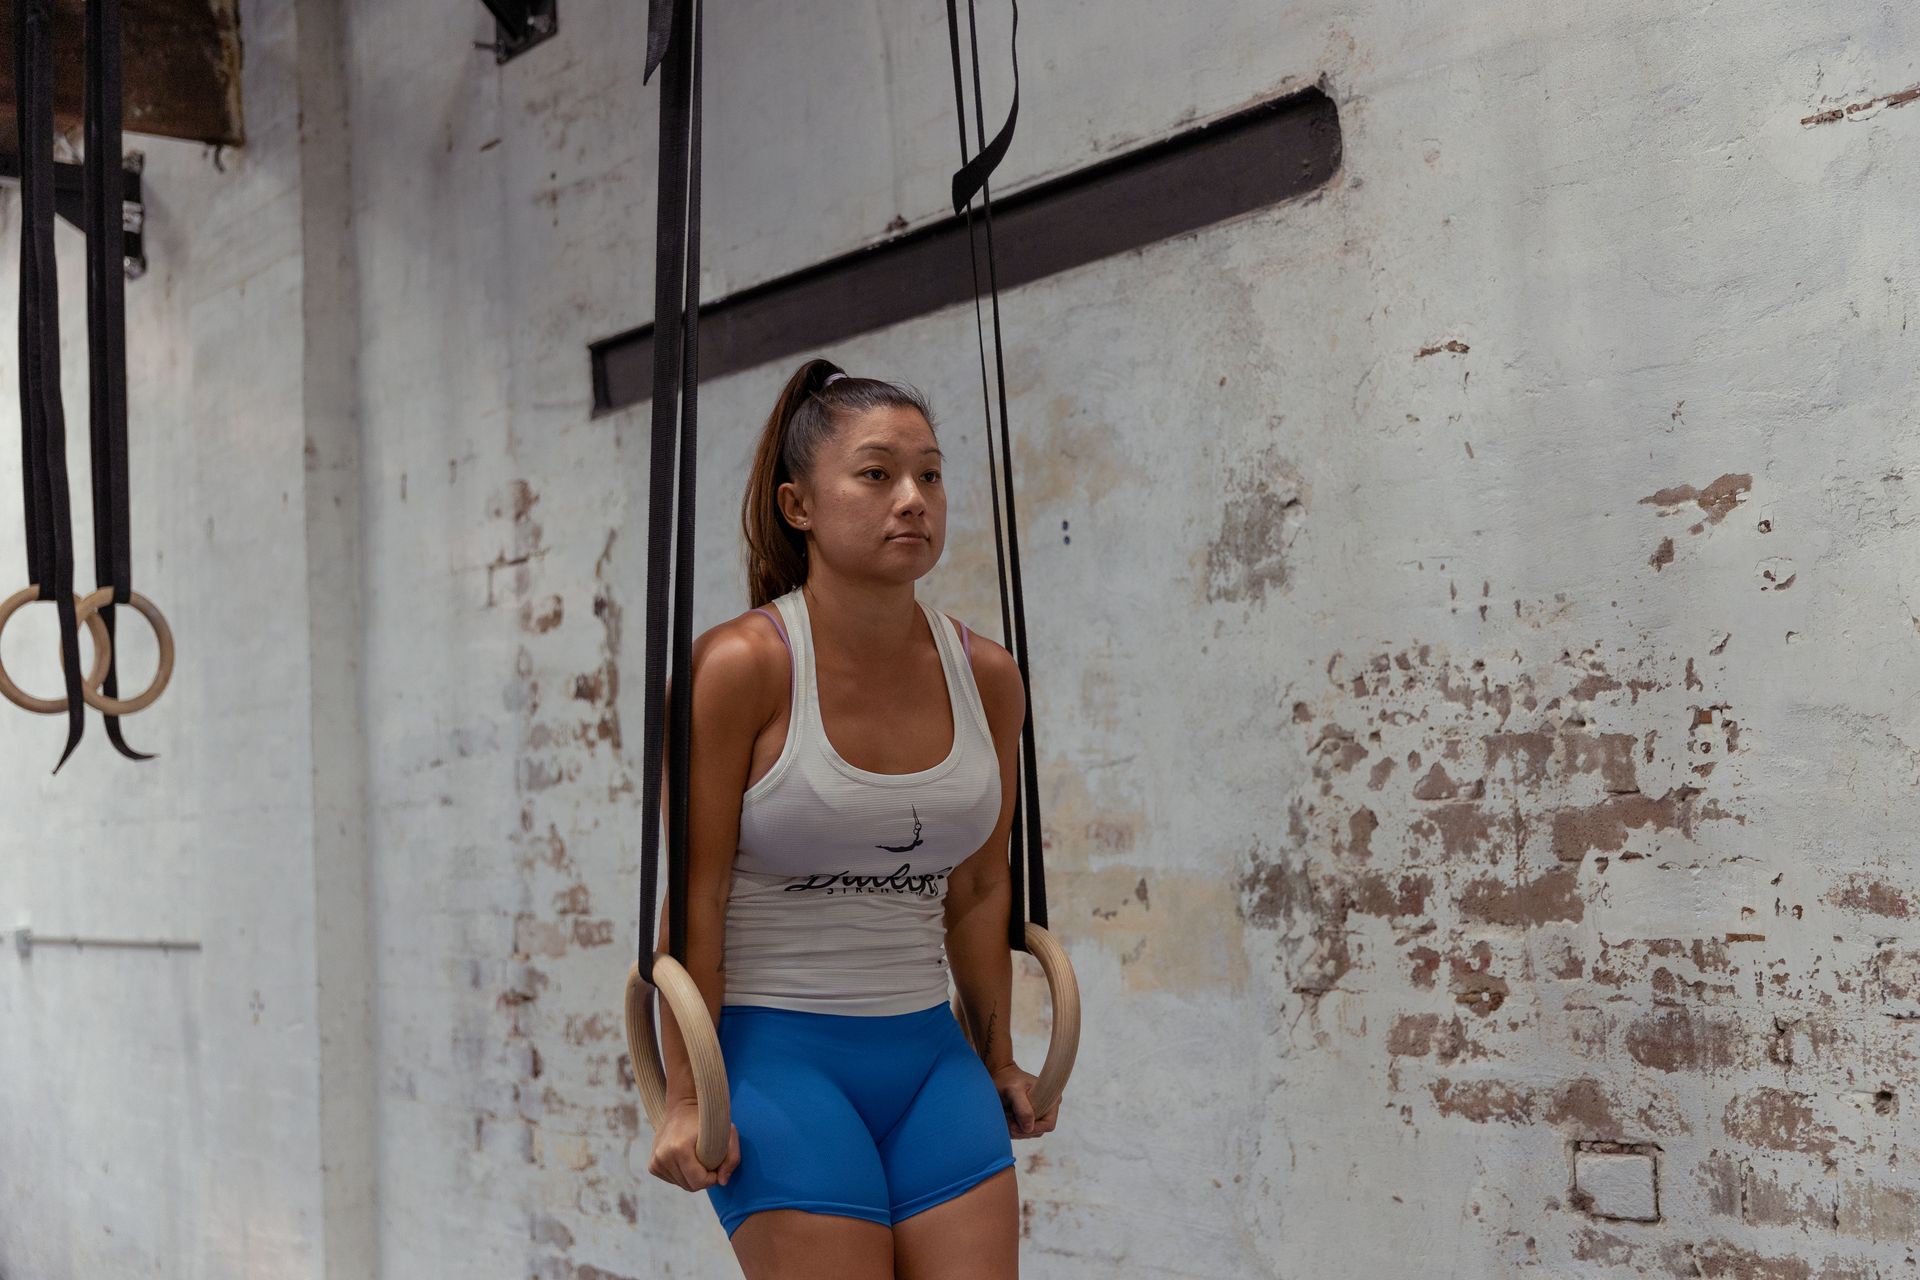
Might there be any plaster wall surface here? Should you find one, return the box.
[4,1,1920,1278]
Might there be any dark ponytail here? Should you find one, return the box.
[742,357,937,607]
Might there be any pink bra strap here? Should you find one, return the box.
[755,606,791,658]
[958,618,972,663]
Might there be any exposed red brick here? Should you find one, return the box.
[1825,874,1911,918]
[1430,1077,1533,1124]
[1744,1167,1834,1230]
[1458,865,1585,927]
[1412,762,1463,799]
[1561,729,1639,793]
[1338,807,1379,859]
[1688,1241,1810,1280]
[1551,787,1715,862]
[1697,1151,1741,1217]
[1482,728,1553,784]
[1349,871,1432,919]
[1639,474,1753,526]
[1387,1013,1439,1057]
[1625,1009,1743,1074]
[1412,802,1505,861]
[1449,943,1510,1017]
[1723,1088,1839,1158]
[1409,945,1442,989]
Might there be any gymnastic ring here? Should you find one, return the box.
[624,954,731,1171]
[1022,923,1080,1121]
[73,588,174,716]
[0,585,114,715]
[955,922,1081,1121]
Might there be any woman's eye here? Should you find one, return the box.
[864,468,886,480]
[923,471,942,483]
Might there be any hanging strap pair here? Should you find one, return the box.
[2,0,169,770]
[622,0,731,1172]
[944,0,1048,951]
[635,0,703,987]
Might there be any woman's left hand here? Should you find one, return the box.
[990,1063,1060,1139]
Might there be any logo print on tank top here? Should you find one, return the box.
[876,804,925,853]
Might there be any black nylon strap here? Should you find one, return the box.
[17,0,86,772]
[637,0,700,984]
[945,0,1046,949]
[85,0,149,761]
[643,0,675,85]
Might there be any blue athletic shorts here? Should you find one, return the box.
[705,1000,1017,1238]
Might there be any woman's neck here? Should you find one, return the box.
[802,574,923,664]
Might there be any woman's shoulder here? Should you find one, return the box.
[939,610,1023,713]
[689,607,790,718]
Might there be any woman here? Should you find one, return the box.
[646,357,1061,1278]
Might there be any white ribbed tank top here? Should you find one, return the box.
[722,586,1003,1015]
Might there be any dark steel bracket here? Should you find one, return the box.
[480,0,558,62]
[0,149,147,280]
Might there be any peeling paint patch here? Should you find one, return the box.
[1640,473,1752,534]
[1801,82,1920,126]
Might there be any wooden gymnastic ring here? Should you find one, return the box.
[953,921,1081,1123]
[1022,923,1079,1120]
[73,588,173,715]
[0,585,114,715]
[624,954,731,1171]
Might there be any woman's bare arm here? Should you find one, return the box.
[653,617,783,1107]
[942,630,1027,1076]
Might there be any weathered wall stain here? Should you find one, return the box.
[1200,443,1307,606]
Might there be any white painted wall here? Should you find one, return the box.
[5,1,1920,1276]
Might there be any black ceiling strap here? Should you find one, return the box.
[945,0,1046,949]
[86,0,150,761]
[16,0,86,772]
[642,0,676,86]
[637,0,701,985]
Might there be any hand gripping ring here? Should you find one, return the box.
[73,588,174,715]
[1021,923,1080,1119]
[955,922,1081,1120]
[624,954,731,1171]
[0,585,114,715]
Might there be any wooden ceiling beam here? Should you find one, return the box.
[0,0,243,149]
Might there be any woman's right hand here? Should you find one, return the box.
[647,1099,741,1191]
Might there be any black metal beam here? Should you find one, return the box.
[0,150,146,279]
[589,85,1341,415]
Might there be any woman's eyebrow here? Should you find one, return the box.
[852,441,943,458]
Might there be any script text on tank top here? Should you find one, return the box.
[782,862,957,897]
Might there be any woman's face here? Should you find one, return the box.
[781,405,945,586]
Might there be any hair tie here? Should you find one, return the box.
[823,372,848,385]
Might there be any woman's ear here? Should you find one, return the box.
[776,480,809,530]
